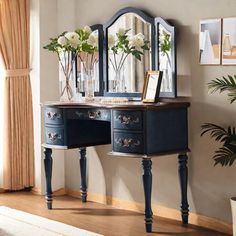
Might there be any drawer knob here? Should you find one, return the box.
[47,132,61,141]
[115,138,140,147]
[117,115,139,125]
[88,110,101,119]
[46,111,61,120]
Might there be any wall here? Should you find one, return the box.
[30,0,66,193]
[63,0,236,224]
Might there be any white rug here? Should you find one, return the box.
[0,206,102,236]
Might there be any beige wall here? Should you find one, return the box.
[63,0,236,224]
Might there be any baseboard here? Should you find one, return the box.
[0,188,5,193]
[32,187,232,235]
[65,188,232,235]
[31,187,66,196]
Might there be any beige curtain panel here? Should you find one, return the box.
[0,0,34,190]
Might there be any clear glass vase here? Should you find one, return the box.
[114,69,125,93]
[59,53,76,102]
[84,68,95,100]
[59,75,75,102]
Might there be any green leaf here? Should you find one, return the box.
[208,75,236,103]
[201,123,230,142]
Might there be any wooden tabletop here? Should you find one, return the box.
[42,97,190,110]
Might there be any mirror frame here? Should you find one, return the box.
[103,7,155,98]
[75,24,104,96]
[155,17,177,98]
[75,8,177,99]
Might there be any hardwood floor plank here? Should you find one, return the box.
[0,192,229,236]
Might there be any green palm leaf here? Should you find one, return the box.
[208,75,236,103]
[201,123,236,166]
[213,146,236,166]
[200,123,230,142]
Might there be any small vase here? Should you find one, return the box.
[84,68,95,100]
[114,69,125,93]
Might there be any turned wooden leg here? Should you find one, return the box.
[44,148,53,209]
[142,158,153,233]
[79,147,87,202]
[178,153,189,224]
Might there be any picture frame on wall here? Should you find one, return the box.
[199,19,221,65]
[142,71,163,103]
[222,17,236,65]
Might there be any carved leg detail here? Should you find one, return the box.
[178,153,189,224]
[79,147,87,203]
[142,159,153,233]
[44,148,53,209]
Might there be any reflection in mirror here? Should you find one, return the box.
[76,29,100,95]
[159,25,172,93]
[107,13,152,93]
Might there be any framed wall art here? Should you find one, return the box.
[199,19,221,65]
[222,17,236,65]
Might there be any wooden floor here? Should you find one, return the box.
[0,192,229,236]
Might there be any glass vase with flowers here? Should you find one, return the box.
[108,28,150,92]
[43,26,98,101]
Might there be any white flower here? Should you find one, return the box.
[87,32,98,47]
[136,33,145,40]
[108,34,116,48]
[57,36,67,46]
[83,25,92,35]
[118,28,126,36]
[129,34,144,50]
[65,32,80,48]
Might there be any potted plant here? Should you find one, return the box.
[201,75,236,235]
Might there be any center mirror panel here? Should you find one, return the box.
[104,8,155,98]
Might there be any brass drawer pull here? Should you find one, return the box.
[88,110,101,119]
[47,132,61,141]
[46,111,61,120]
[115,138,141,147]
[117,115,139,125]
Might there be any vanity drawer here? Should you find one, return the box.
[113,110,142,130]
[113,132,144,154]
[67,108,111,122]
[45,126,64,146]
[45,107,63,125]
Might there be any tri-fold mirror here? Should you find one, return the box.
[75,7,177,99]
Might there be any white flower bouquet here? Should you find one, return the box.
[108,28,150,92]
[44,26,98,100]
[108,28,149,74]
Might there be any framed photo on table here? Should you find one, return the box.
[222,17,236,65]
[142,71,163,103]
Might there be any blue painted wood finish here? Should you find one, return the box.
[79,147,87,202]
[178,153,189,224]
[42,101,190,232]
[142,159,153,233]
[44,148,53,209]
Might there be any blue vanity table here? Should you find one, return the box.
[42,99,190,233]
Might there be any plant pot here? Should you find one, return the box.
[231,197,236,235]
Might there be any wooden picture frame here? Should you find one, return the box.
[142,71,163,103]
